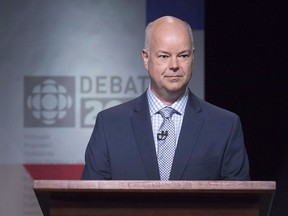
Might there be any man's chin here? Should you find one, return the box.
[165,86,186,95]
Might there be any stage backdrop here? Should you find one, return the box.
[0,0,204,215]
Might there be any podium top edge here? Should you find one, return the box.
[33,180,276,193]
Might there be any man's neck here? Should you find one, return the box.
[150,86,188,106]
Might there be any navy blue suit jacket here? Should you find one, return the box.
[82,90,250,180]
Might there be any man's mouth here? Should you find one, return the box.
[165,75,183,78]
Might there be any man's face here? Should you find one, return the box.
[142,22,194,102]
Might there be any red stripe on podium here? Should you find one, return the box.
[24,164,84,180]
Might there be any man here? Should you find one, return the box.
[82,16,250,180]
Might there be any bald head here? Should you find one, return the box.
[144,16,194,53]
[141,16,195,104]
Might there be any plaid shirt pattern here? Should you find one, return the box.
[147,87,188,152]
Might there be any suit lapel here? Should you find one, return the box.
[170,92,204,180]
[131,93,160,180]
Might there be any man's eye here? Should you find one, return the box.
[159,55,169,59]
[180,54,189,58]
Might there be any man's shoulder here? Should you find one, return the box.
[99,92,147,117]
[190,93,239,119]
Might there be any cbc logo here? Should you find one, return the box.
[24,77,75,127]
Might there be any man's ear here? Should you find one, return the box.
[192,47,195,64]
[142,49,149,70]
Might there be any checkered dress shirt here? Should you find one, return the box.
[147,87,188,152]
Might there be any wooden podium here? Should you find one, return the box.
[34,180,275,216]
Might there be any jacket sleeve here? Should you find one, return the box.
[221,114,250,180]
[81,112,112,180]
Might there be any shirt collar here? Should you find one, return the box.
[147,86,188,117]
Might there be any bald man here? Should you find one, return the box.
[82,16,250,180]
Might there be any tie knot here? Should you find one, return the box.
[159,107,175,119]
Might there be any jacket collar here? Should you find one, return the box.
[131,90,204,180]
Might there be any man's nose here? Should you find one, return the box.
[169,57,179,72]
